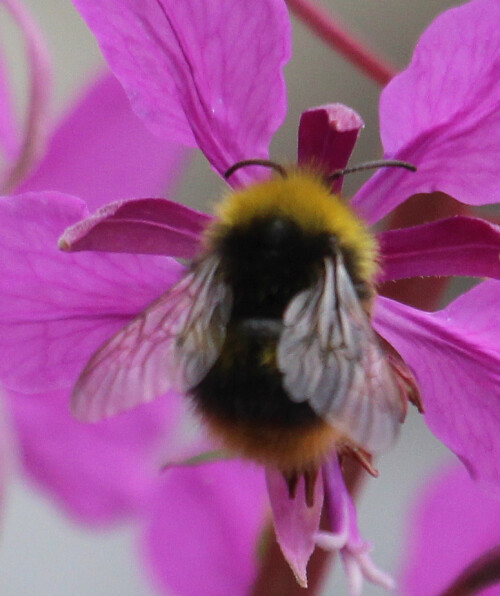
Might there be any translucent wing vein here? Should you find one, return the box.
[72,255,232,422]
[278,255,403,452]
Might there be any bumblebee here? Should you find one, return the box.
[72,160,414,505]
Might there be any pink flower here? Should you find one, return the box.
[400,462,500,595]
[0,0,200,532]
[0,46,194,524]
[1,0,500,593]
[0,8,269,596]
[0,0,54,512]
[5,65,268,596]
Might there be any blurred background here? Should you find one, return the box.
[0,1,461,594]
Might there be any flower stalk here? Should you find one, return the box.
[286,0,396,86]
[0,0,52,192]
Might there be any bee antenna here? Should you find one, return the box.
[224,159,287,180]
[328,159,417,181]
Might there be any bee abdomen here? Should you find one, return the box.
[192,329,317,426]
[190,328,341,472]
[200,413,341,473]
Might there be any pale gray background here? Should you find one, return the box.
[0,1,461,594]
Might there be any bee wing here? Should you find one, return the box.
[72,254,232,422]
[277,254,403,453]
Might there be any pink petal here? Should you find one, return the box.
[298,104,364,193]
[266,467,324,587]
[0,192,184,394]
[18,73,187,212]
[381,0,500,157]
[374,282,500,489]
[8,386,178,524]
[72,0,291,186]
[400,463,500,596]
[318,457,395,595]
[353,0,500,223]
[142,460,266,596]
[378,216,500,282]
[59,197,211,258]
[321,457,353,537]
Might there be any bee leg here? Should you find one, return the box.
[387,353,424,415]
[341,444,379,478]
[303,467,319,508]
[283,470,299,500]
[282,469,319,507]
